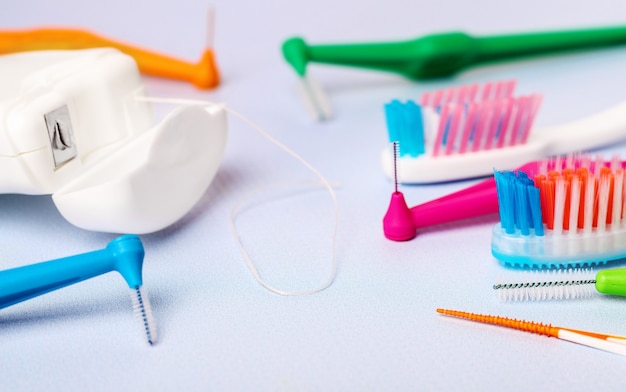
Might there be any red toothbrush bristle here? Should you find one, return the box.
[576,168,589,229]
[563,177,572,230]
[534,156,626,232]
[544,179,555,230]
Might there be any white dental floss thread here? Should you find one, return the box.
[135,95,338,295]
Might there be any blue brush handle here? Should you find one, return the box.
[0,235,145,310]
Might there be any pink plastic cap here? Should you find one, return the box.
[383,192,417,241]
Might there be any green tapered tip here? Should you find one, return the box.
[282,37,309,77]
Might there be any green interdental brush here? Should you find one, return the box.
[282,25,626,120]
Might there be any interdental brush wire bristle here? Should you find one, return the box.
[437,308,626,356]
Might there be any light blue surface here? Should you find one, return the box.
[3,1,626,391]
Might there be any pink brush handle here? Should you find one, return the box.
[410,178,498,228]
[409,161,543,229]
[383,178,499,241]
[382,161,542,241]
[382,158,626,241]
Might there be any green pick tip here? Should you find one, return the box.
[282,37,309,77]
[595,268,626,297]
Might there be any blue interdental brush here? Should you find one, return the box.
[0,234,157,346]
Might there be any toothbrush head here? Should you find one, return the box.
[491,156,626,269]
[382,80,543,183]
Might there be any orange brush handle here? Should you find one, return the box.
[563,327,626,342]
[437,308,626,341]
[0,28,219,89]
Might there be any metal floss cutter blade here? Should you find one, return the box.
[0,48,227,233]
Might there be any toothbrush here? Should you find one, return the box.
[381,80,626,184]
[493,268,626,301]
[0,8,219,89]
[282,24,626,120]
[0,235,157,346]
[382,147,626,241]
[491,156,626,269]
[437,308,626,357]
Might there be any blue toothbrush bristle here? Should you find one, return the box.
[492,162,626,269]
[383,80,542,158]
[384,100,425,158]
[494,170,541,236]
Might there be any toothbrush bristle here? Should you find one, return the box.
[385,80,542,158]
[385,100,424,157]
[492,154,626,268]
[520,154,624,232]
[130,286,157,346]
[493,268,597,301]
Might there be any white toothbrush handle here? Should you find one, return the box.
[534,100,626,154]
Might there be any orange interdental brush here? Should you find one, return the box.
[0,8,219,89]
[437,308,626,356]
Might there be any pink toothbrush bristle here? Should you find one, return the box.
[479,81,493,101]
[444,106,463,155]
[491,153,626,268]
[495,99,514,148]
[432,106,449,156]
[466,83,479,101]
[419,80,541,157]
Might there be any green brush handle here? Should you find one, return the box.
[596,268,626,297]
[282,25,626,80]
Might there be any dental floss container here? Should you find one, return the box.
[0,48,227,233]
